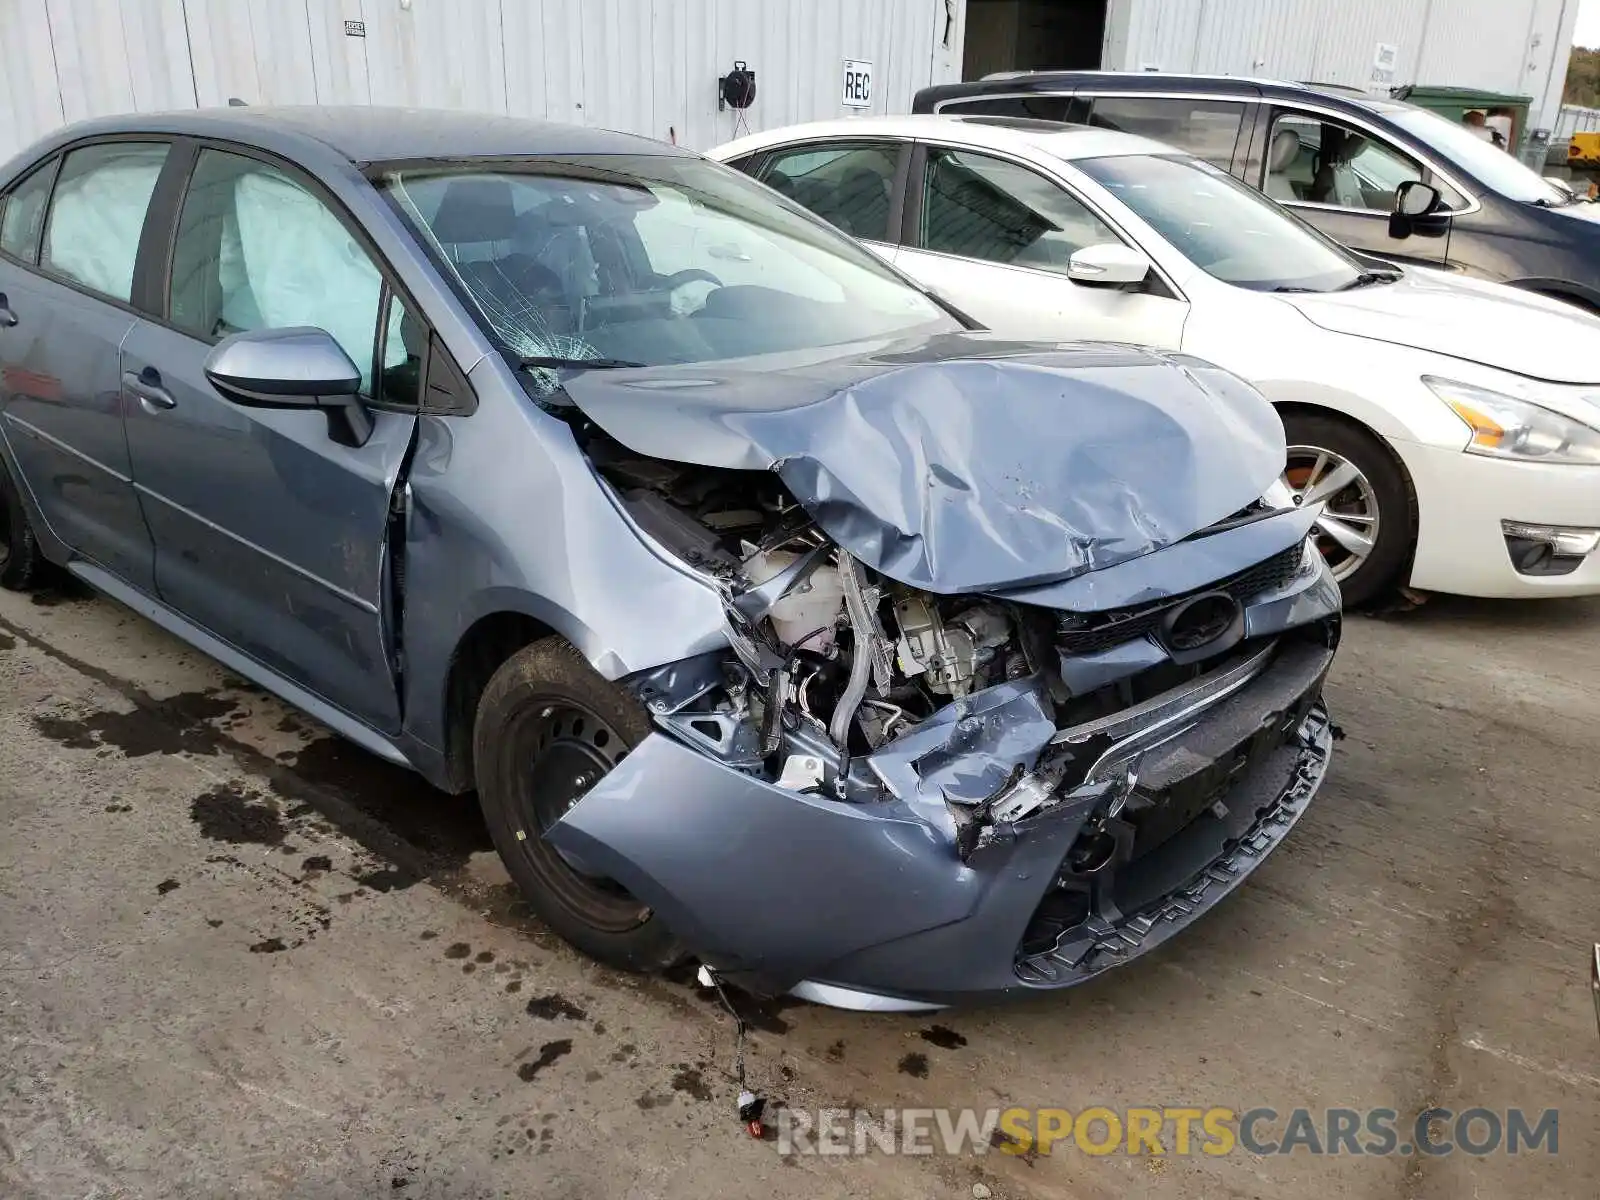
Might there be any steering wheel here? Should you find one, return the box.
[660,268,724,290]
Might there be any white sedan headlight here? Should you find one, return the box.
[1423,377,1600,465]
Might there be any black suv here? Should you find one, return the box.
[916,72,1600,311]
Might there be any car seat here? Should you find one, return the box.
[832,165,892,239]
[430,177,565,338]
[1265,127,1301,201]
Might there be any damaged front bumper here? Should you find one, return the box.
[549,573,1341,1009]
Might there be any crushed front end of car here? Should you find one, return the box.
[546,334,1341,1009]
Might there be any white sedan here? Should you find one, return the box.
[710,115,1600,604]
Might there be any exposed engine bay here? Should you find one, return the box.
[587,424,1332,806]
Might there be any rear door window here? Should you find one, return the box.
[40,142,170,302]
[0,158,59,264]
[1085,96,1246,167]
[755,142,902,242]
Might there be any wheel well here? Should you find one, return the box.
[1508,281,1600,315]
[443,612,555,792]
[1273,400,1422,571]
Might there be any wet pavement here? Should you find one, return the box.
[1,579,1597,1198]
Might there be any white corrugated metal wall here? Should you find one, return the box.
[1105,0,1579,131]
[0,0,968,163]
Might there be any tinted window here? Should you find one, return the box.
[1087,97,1245,167]
[1264,111,1422,212]
[0,159,57,263]
[381,155,950,374]
[41,142,169,301]
[169,149,385,392]
[757,142,900,241]
[1080,153,1362,293]
[919,148,1121,273]
[940,95,1077,121]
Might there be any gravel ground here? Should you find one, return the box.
[1,580,1597,1199]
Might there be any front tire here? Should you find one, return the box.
[1280,413,1413,607]
[473,636,683,972]
[0,454,44,593]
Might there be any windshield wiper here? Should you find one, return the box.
[519,355,647,371]
[1337,270,1402,291]
[1270,285,1319,293]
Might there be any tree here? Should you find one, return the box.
[1566,47,1600,108]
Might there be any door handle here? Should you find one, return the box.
[0,292,17,328]
[122,369,177,410]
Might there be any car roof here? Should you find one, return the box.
[23,105,688,167]
[712,113,1169,164]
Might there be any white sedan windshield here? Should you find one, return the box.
[383,155,952,371]
[1077,154,1365,293]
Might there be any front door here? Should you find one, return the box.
[0,142,170,592]
[896,144,1187,347]
[1261,108,1451,268]
[122,146,419,731]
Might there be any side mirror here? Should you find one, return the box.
[1389,181,1449,240]
[204,327,374,447]
[1067,242,1152,287]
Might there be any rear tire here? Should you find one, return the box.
[0,455,44,593]
[1280,412,1413,608]
[473,636,683,973]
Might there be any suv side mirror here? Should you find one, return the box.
[1068,243,1152,287]
[204,327,374,447]
[1389,181,1449,240]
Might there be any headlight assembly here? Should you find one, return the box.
[1424,376,1600,465]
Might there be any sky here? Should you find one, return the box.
[1579,0,1600,49]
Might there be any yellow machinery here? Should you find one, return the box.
[1570,132,1600,168]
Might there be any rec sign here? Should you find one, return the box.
[842,59,874,108]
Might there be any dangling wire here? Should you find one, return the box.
[700,964,767,1137]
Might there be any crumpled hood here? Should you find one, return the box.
[564,332,1286,593]
[1282,268,1600,385]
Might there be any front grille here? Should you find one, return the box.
[1056,542,1306,657]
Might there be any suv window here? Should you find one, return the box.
[0,159,58,264]
[1264,111,1429,212]
[40,142,169,302]
[169,148,386,392]
[940,95,1081,122]
[756,143,900,241]
[919,147,1122,274]
[1086,97,1245,167]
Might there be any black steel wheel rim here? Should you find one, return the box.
[512,702,650,933]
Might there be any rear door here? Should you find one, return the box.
[0,141,170,591]
[121,144,421,732]
[895,142,1187,347]
[748,140,908,264]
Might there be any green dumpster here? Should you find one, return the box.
[1390,84,1537,163]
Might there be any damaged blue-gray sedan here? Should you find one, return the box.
[0,108,1340,1010]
